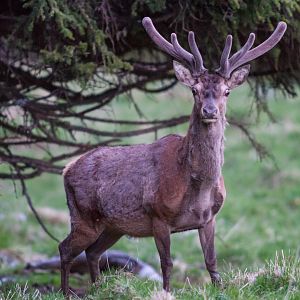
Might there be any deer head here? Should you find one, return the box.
[142,17,287,125]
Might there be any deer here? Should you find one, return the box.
[59,17,287,297]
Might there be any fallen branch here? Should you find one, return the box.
[25,250,162,282]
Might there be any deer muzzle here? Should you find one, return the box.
[201,105,219,123]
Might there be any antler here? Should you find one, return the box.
[216,22,287,79]
[142,17,207,77]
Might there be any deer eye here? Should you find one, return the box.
[191,87,197,96]
[224,89,230,97]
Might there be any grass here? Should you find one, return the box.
[2,251,300,299]
[0,83,300,299]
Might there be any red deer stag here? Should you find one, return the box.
[59,17,287,296]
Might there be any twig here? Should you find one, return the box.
[16,167,60,243]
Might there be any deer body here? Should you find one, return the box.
[59,17,286,296]
[63,111,225,235]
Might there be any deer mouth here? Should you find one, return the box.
[201,118,218,124]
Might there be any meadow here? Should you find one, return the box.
[0,83,300,299]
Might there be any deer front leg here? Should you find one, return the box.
[152,218,173,292]
[198,218,221,285]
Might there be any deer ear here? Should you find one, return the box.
[227,65,250,89]
[173,61,196,87]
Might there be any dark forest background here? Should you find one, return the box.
[0,0,299,181]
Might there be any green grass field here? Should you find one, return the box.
[1,83,300,299]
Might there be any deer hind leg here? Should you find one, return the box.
[198,218,221,285]
[85,230,123,283]
[59,223,100,297]
[152,218,173,292]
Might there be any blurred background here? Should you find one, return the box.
[0,1,300,299]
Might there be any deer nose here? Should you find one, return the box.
[201,105,218,119]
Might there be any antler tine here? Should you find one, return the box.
[236,22,287,66]
[170,33,194,68]
[217,33,255,78]
[217,22,287,79]
[216,35,232,76]
[229,33,256,68]
[142,17,182,61]
[142,17,207,76]
[188,31,207,75]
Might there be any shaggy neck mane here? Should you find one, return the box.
[181,107,226,183]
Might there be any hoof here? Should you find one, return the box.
[210,271,222,286]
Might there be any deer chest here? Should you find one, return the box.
[171,180,224,232]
